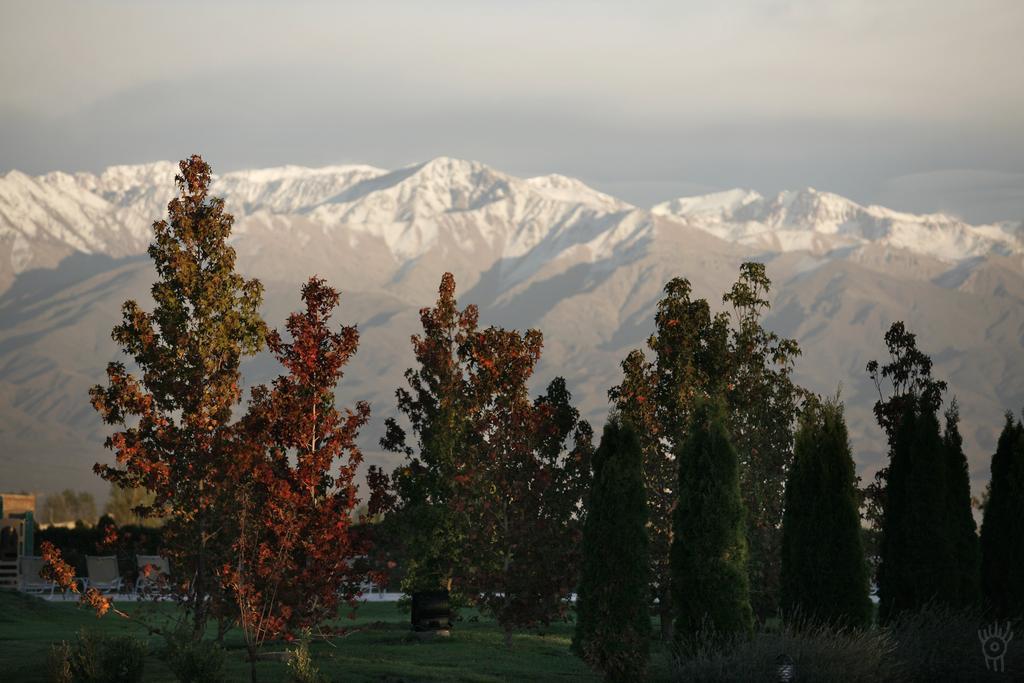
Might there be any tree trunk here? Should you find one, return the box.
[659,588,673,642]
[193,511,208,639]
[216,616,230,644]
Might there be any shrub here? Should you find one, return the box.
[890,604,1023,681]
[50,630,147,683]
[285,638,324,683]
[162,628,227,683]
[671,621,899,682]
[47,640,73,683]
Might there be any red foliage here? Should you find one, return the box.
[457,327,593,637]
[40,541,78,593]
[228,276,372,650]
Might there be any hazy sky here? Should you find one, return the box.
[2,0,1023,221]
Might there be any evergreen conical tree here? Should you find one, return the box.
[980,412,1024,618]
[572,417,650,681]
[671,396,753,654]
[941,401,981,607]
[780,397,872,628]
[877,403,953,622]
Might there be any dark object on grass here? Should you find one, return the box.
[775,653,795,682]
[411,589,452,633]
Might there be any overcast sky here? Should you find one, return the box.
[2,0,1023,221]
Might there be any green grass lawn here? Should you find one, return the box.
[0,591,672,681]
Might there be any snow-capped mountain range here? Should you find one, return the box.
[2,157,1021,290]
[0,157,1021,500]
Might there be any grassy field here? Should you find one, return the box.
[0,591,672,681]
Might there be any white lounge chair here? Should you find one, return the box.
[85,555,124,595]
[18,555,57,595]
[134,554,170,598]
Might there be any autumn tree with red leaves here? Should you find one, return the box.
[461,351,593,647]
[89,155,265,637]
[229,277,371,681]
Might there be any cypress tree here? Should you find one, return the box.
[877,403,953,622]
[671,396,753,654]
[780,397,872,628]
[573,417,650,682]
[941,401,981,607]
[980,412,1024,618]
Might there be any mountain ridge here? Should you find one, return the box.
[3,158,1022,289]
[0,157,1021,500]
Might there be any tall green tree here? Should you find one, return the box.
[371,273,593,643]
[610,278,727,638]
[672,396,753,654]
[980,412,1024,618]
[941,401,981,607]
[721,263,802,618]
[877,403,953,622]
[611,264,801,630]
[89,155,266,636]
[863,321,947,534]
[780,397,871,628]
[867,322,979,622]
[370,272,479,594]
[573,416,650,682]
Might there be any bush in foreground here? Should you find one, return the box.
[890,604,1023,681]
[162,626,227,683]
[48,629,147,683]
[671,621,899,682]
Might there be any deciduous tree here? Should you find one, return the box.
[228,277,371,680]
[370,272,479,594]
[610,278,728,638]
[459,328,592,646]
[88,155,266,636]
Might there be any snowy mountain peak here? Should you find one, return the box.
[1,159,1022,293]
[525,174,630,211]
[654,187,1023,261]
